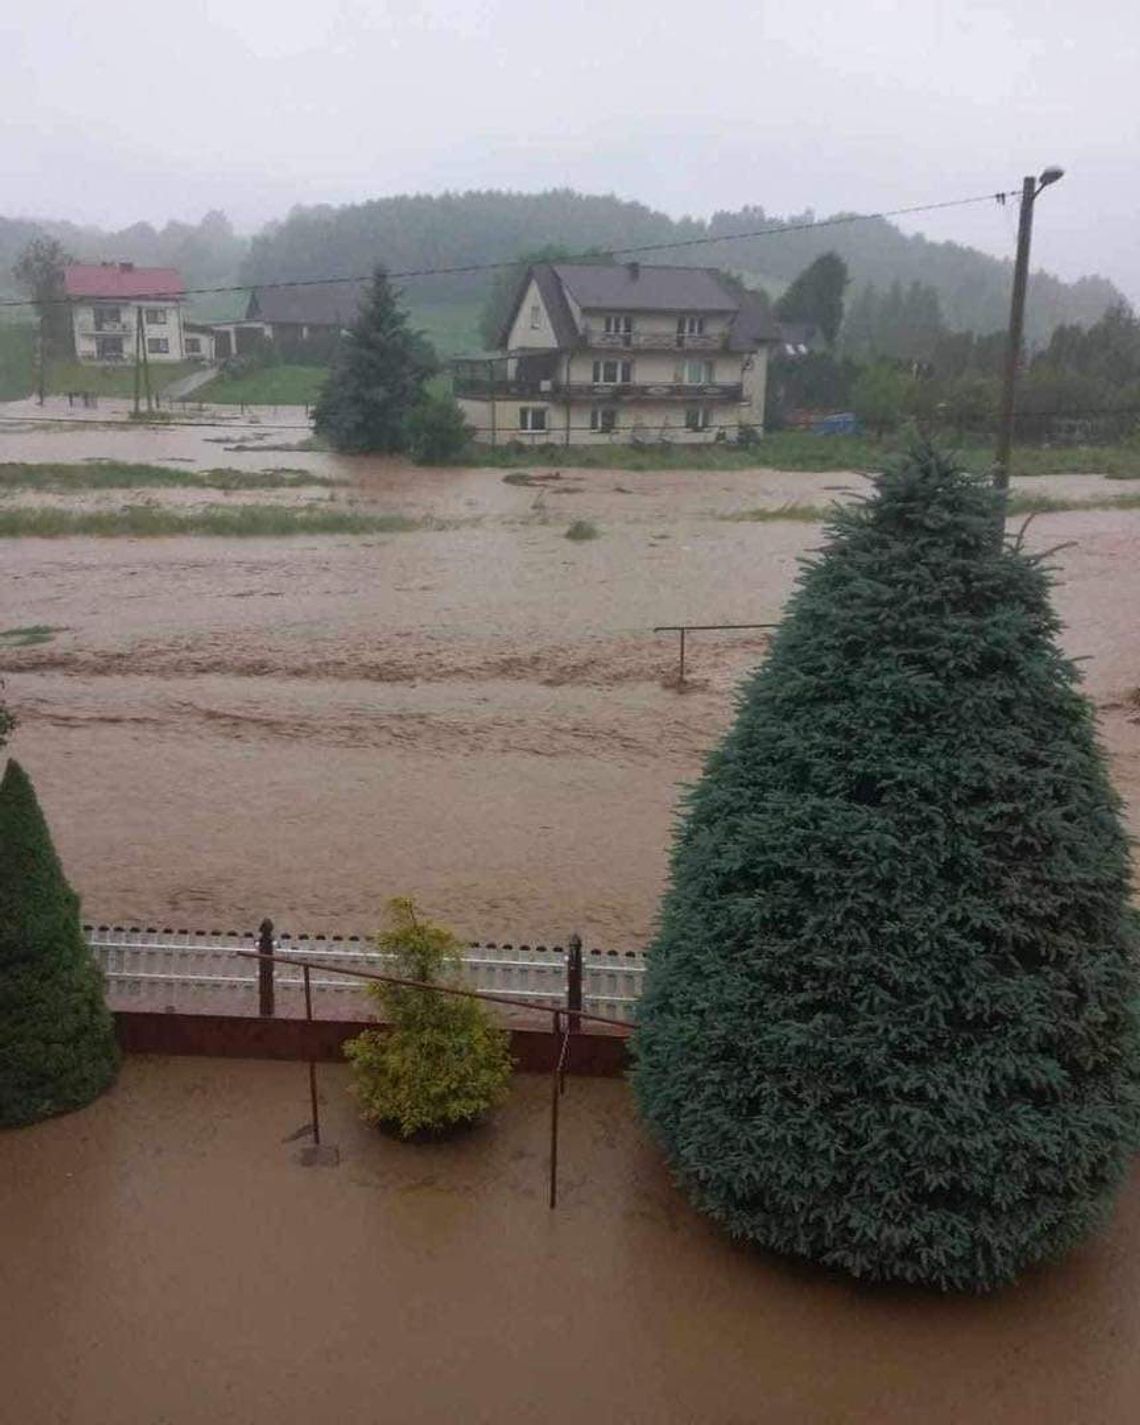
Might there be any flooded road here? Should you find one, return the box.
[2,407,1138,943]
[4,1057,1140,1424]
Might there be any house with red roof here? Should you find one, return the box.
[64,262,189,364]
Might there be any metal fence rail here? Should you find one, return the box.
[85,925,647,1023]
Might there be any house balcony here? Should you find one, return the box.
[581,328,724,351]
[77,321,131,335]
[454,376,744,403]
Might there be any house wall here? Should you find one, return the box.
[506,279,562,351]
[566,349,744,386]
[457,396,760,446]
[740,345,770,428]
[73,301,187,364]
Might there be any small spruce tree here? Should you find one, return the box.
[0,760,119,1127]
[312,267,436,453]
[633,443,1139,1292]
[344,898,513,1137]
[406,393,473,465]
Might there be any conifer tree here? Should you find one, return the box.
[312,267,436,453]
[0,760,119,1127]
[634,444,1139,1291]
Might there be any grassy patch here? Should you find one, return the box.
[192,365,329,406]
[0,324,36,401]
[1006,492,1140,516]
[468,432,1140,478]
[0,505,431,538]
[42,360,201,398]
[0,462,333,492]
[0,624,65,647]
[564,518,600,541]
[407,299,485,360]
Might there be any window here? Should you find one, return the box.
[685,405,711,431]
[147,338,170,354]
[679,359,715,385]
[590,407,617,433]
[144,308,167,324]
[94,335,124,360]
[530,303,542,329]
[185,337,202,354]
[677,315,705,336]
[93,306,122,331]
[603,314,633,345]
[519,406,547,432]
[591,359,632,384]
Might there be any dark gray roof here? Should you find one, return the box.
[496,263,579,349]
[727,291,782,350]
[495,261,778,352]
[246,281,366,328]
[553,263,740,313]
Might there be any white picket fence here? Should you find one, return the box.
[85,925,647,1024]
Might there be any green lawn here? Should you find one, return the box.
[0,462,333,492]
[407,299,485,359]
[0,324,36,401]
[470,431,1140,478]
[0,505,433,538]
[42,360,201,399]
[192,365,329,407]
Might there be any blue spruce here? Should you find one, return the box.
[633,444,1139,1291]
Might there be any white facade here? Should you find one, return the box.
[72,300,188,364]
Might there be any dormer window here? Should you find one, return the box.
[530,303,542,329]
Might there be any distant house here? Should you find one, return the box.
[65,263,188,364]
[243,281,365,352]
[451,261,779,445]
[182,322,216,362]
[774,321,826,357]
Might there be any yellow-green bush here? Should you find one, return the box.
[344,898,513,1137]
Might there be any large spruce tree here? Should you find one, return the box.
[634,444,1139,1291]
[312,266,436,453]
[0,760,119,1127]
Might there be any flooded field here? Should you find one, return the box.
[2,403,1138,943]
[4,1057,1140,1424]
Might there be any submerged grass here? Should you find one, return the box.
[0,462,333,492]
[0,505,431,538]
[564,518,600,540]
[471,432,1140,478]
[724,492,1140,525]
[0,624,66,647]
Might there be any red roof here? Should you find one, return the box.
[63,264,186,300]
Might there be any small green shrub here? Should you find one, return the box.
[564,518,600,541]
[344,899,513,1138]
[406,394,473,465]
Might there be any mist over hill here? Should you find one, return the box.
[3,189,1125,349]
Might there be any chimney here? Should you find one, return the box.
[627,261,640,281]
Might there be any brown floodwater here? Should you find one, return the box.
[3,1057,1140,1424]
[1,409,1137,944]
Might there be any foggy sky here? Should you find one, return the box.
[3,0,1138,301]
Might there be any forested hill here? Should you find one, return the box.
[242,189,1122,345]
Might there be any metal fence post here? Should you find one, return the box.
[567,933,582,1034]
[257,918,275,1017]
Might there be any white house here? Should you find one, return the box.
[452,262,779,445]
[65,263,188,364]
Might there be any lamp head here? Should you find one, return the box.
[1038,166,1065,190]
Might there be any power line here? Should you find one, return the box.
[0,187,1020,312]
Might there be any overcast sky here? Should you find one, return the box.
[3,0,1138,300]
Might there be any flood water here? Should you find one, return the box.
[2,403,1137,943]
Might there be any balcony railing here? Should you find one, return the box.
[77,321,130,334]
[454,377,744,402]
[582,328,724,351]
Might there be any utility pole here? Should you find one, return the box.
[133,307,143,417]
[35,313,46,406]
[994,167,1065,494]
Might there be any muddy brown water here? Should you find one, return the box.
[3,1057,1140,1424]
[1,410,1137,943]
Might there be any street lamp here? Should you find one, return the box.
[993,167,1066,493]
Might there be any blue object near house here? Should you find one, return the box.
[813,411,859,436]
